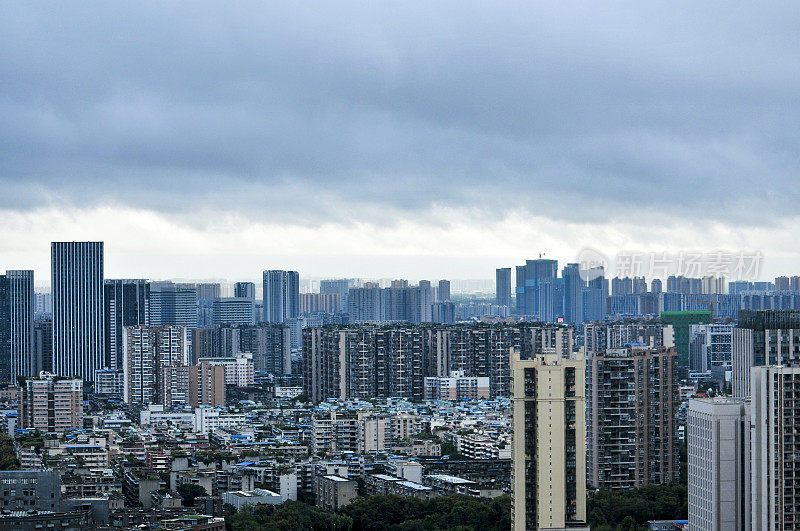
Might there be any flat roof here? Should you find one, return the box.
[427,474,475,484]
[322,475,350,482]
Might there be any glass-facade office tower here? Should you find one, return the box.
[0,270,35,383]
[52,241,105,383]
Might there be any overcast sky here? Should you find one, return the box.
[2,2,799,283]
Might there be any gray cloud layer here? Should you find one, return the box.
[2,2,799,227]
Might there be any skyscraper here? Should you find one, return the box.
[687,397,750,531]
[0,270,35,383]
[751,365,800,530]
[496,268,511,307]
[234,281,256,300]
[774,275,790,291]
[561,263,585,324]
[515,259,558,318]
[320,279,354,312]
[51,241,105,383]
[348,285,383,323]
[104,279,149,371]
[586,346,680,489]
[731,309,800,398]
[437,279,450,302]
[33,315,52,374]
[263,270,299,323]
[511,348,586,530]
[149,282,198,328]
[122,325,188,405]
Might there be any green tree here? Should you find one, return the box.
[177,483,208,506]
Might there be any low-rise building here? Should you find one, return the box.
[315,475,356,511]
[222,488,282,510]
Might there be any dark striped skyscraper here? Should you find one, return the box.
[0,270,35,383]
[52,241,105,382]
[263,270,299,323]
[104,279,149,370]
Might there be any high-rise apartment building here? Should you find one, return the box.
[320,279,355,312]
[511,349,587,531]
[774,276,790,291]
[197,354,254,387]
[732,309,800,398]
[750,365,800,530]
[104,279,149,371]
[437,280,450,302]
[263,270,299,323]
[688,324,734,374]
[234,281,256,300]
[650,278,663,294]
[348,286,383,323]
[667,275,703,294]
[791,276,800,291]
[586,346,680,489]
[303,323,575,402]
[212,323,291,375]
[122,325,188,404]
[431,302,455,324]
[18,372,83,432]
[0,270,35,383]
[51,241,105,382]
[583,321,673,354]
[495,268,511,307]
[161,362,225,408]
[701,275,727,295]
[687,397,750,531]
[300,293,339,314]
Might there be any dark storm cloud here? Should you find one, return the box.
[1,1,799,226]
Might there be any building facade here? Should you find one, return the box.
[52,241,105,382]
[104,279,149,371]
[18,372,83,432]
[687,397,750,531]
[122,326,189,404]
[511,349,586,531]
[750,365,800,530]
[263,270,300,324]
[0,270,35,383]
[586,346,680,489]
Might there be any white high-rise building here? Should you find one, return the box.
[750,365,800,530]
[687,397,750,531]
[52,241,105,382]
[511,348,587,531]
[123,325,188,404]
